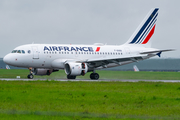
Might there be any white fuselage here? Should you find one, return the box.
[3,44,156,70]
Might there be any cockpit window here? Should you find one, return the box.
[11,50,26,54]
[22,50,25,54]
[11,50,17,53]
[17,50,21,53]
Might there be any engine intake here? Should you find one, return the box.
[65,62,88,76]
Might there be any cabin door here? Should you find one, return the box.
[32,46,39,59]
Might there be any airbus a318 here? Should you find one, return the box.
[3,8,173,80]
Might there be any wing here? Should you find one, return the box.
[79,49,174,69]
[80,55,147,69]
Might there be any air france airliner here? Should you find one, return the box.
[3,8,173,80]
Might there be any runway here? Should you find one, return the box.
[1,78,180,82]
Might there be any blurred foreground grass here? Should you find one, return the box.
[0,81,180,119]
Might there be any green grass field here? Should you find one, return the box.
[0,69,180,119]
[0,81,180,119]
[1,69,180,80]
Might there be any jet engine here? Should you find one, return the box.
[33,68,53,76]
[65,62,88,76]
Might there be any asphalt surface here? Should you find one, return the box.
[0,78,180,82]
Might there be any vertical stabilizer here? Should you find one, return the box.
[125,8,159,47]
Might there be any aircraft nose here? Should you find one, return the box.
[3,54,12,65]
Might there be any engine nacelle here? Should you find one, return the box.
[65,62,88,76]
[33,68,53,76]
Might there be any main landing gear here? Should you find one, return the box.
[90,73,99,80]
[67,75,76,79]
[27,68,34,79]
[66,72,99,80]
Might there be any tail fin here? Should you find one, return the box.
[125,8,159,47]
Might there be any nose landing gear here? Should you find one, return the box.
[27,68,34,79]
[27,74,33,79]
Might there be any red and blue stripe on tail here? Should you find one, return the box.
[127,8,159,47]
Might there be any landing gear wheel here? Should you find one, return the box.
[27,74,34,79]
[67,75,76,79]
[90,73,99,80]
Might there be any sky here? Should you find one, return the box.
[0,0,180,58]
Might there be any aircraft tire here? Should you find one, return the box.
[94,73,99,80]
[90,73,99,80]
[27,74,33,79]
[67,75,76,79]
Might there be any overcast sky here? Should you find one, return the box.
[0,0,180,58]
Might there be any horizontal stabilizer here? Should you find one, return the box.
[140,49,175,54]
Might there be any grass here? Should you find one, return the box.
[1,69,180,119]
[0,81,180,119]
[0,69,180,80]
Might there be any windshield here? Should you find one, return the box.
[11,50,25,54]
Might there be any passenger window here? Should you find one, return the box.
[28,50,31,54]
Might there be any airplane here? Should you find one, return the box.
[133,65,139,72]
[6,65,10,69]
[3,8,174,80]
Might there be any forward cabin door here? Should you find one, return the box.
[32,46,39,59]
